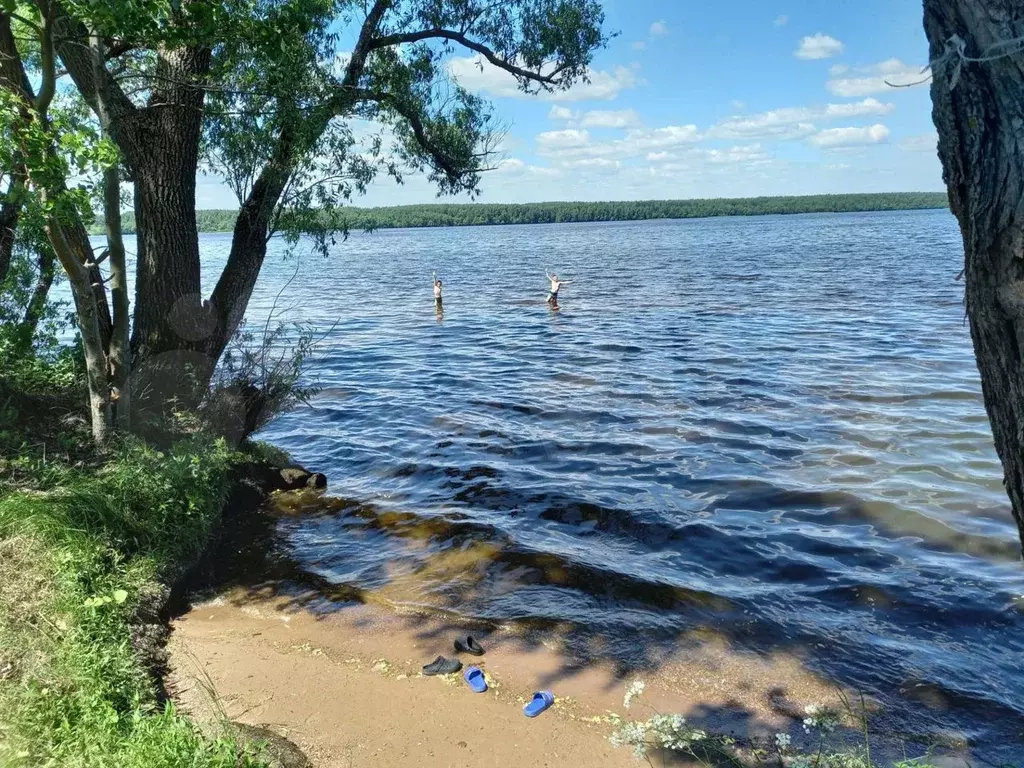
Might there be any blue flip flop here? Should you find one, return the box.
[464,666,487,693]
[523,690,555,717]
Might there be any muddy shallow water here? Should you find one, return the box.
[219,210,1024,762]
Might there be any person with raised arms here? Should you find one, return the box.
[546,270,571,306]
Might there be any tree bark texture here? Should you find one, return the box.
[924,0,1024,553]
[130,45,212,360]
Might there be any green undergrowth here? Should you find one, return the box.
[0,433,268,767]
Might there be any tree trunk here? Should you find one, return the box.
[205,130,297,366]
[924,0,1024,554]
[104,164,131,429]
[21,242,55,337]
[129,45,211,351]
[0,194,19,286]
[125,46,213,413]
[2,10,111,444]
[89,32,130,429]
[46,217,110,443]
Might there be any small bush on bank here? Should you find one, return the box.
[204,321,321,445]
[0,435,267,768]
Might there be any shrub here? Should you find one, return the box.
[204,320,321,444]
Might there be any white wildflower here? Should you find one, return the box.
[610,720,652,761]
[801,703,838,734]
[775,732,791,751]
[623,679,646,709]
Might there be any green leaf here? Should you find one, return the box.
[112,589,128,604]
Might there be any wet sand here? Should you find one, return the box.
[168,590,850,767]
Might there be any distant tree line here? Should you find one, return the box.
[104,192,949,234]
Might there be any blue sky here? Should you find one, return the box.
[198,0,941,208]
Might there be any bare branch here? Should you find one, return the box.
[369,28,568,87]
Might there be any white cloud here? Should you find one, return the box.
[795,33,845,60]
[826,58,926,97]
[647,144,774,176]
[536,128,591,149]
[730,99,745,111]
[649,20,670,39]
[632,40,646,51]
[563,157,621,170]
[707,143,769,164]
[708,97,893,140]
[809,123,891,148]
[826,163,852,170]
[535,123,700,165]
[449,55,639,101]
[900,131,938,152]
[494,157,526,173]
[548,105,577,121]
[829,64,850,76]
[625,124,702,150]
[581,109,642,128]
[774,15,788,27]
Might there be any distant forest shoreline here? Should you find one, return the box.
[111,192,950,234]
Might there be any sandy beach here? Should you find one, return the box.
[168,587,853,768]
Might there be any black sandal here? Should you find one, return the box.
[454,635,485,656]
[423,655,462,676]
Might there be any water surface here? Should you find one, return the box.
[224,210,1022,760]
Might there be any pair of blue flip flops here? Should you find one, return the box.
[462,667,554,717]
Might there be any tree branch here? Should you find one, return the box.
[35,1,57,117]
[51,3,139,156]
[353,88,463,180]
[369,28,567,86]
[104,39,135,60]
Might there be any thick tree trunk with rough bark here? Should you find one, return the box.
[130,46,211,360]
[924,0,1024,553]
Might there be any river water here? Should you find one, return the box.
[204,209,1024,759]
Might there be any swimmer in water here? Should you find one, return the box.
[546,270,570,305]
[433,272,443,309]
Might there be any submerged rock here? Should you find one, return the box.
[278,467,327,490]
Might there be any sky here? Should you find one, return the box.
[197,0,942,209]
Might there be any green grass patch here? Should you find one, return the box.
[0,435,267,768]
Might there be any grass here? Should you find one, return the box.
[0,433,269,767]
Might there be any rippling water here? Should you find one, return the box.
[215,209,1023,758]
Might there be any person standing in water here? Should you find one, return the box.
[433,272,443,309]
[546,270,570,305]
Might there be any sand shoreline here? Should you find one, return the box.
[162,481,987,767]
[167,585,866,767]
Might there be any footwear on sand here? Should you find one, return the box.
[464,666,487,693]
[454,635,485,656]
[523,691,555,718]
[422,656,462,676]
